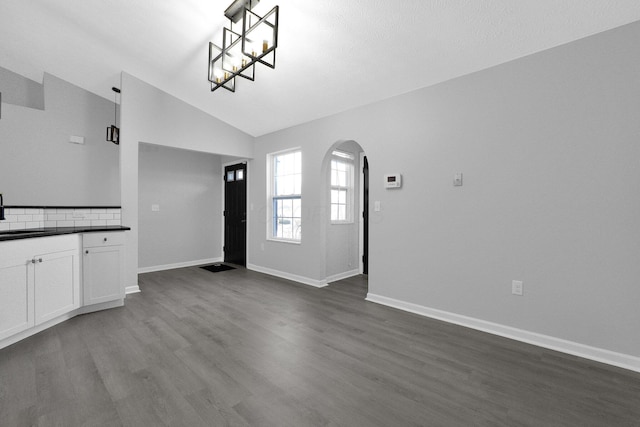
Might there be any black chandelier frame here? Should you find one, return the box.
[208,2,279,93]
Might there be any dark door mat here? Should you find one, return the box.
[200,263,236,273]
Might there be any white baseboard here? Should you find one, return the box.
[366,293,640,374]
[125,285,141,295]
[247,263,328,288]
[326,268,361,283]
[138,257,223,274]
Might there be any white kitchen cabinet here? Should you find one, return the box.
[0,255,34,341]
[34,249,80,325]
[82,232,125,306]
[0,234,80,342]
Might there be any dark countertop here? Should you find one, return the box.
[0,226,130,242]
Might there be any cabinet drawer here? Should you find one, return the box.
[83,232,125,248]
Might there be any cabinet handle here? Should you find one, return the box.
[85,250,89,254]
[104,238,108,242]
[31,259,36,264]
[38,258,43,263]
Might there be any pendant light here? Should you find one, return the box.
[106,87,120,145]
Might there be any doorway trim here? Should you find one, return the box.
[359,152,365,274]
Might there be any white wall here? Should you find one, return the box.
[248,21,640,364]
[138,143,222,270]
[0,72,119,205]
[120,72,253,291]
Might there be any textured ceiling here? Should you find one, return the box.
[1,1,640,137]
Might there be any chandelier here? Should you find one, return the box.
[208,0,279,93]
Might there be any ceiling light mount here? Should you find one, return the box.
[225,0,260,23]
[208,0,278,93]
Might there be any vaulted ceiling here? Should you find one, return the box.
[1,1,640,136]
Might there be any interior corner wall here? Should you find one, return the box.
[138,143,222,270]
[249,21,640,360]
[0,71,119,205]
[120,72,254,290]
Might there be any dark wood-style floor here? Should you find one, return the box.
[1,267,639,426]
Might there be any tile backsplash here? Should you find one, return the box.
[0,207,122,231]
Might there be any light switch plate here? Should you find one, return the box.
[512,280,523,296]
[151,204,160,212]
[454,173,463,186]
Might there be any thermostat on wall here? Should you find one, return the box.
[384,173,402,189]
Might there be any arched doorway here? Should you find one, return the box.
[321,140,369,290]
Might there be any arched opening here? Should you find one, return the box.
[321,140,369,294]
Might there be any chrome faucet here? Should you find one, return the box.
[0,193,4,221]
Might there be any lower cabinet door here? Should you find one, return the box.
[83,245,124,305]
[0,258,34,341]
[34,250,80,325]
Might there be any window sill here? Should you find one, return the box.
[267,237,301,245]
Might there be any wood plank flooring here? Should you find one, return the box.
[1,266,640,426]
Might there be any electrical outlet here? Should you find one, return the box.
[512,280,523,296]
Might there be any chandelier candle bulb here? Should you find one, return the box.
[263,40,268,52]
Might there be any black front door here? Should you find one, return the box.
[363,156,369,275]
[224,163,247,266]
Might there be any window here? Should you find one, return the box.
[330,150,354,223]
[269,149,302,241]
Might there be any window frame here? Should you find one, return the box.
[330,150,355,224]
[267,148,302,243]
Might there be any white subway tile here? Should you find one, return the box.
[18,215,33,222]
[74,220,91,227]
[106,209,120,214]
[8,208,25,215]
[99,213,114,220]
[32,214,45,221]
[114,214,121,220]
[57,220,74,227]
[47,214,66,221]
[0,223,9,231]
[57,209,73,214]
[85,213,100,220]
[24,209,41,215]
[106,220,121,226]
[4,215,19,222]
[44,221,57,228]
[91,220,107,227]
[91,208,107,214]
[9,223,26,230]
[25,222,41,229]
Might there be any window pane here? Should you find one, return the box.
[237,169,244,180]
[331,204,338,220]
[293,198,301,217]
[338,205,346,221]
[227,171,235,182]
[338,189,346,204]
[294,218,302,239]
